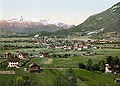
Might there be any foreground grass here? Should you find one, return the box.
[0,69,120,86]
[74,69,120,86]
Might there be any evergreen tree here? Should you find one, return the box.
[86,59,93,71]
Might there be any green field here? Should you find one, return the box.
[0,69,120,86]
[0,37,120,86]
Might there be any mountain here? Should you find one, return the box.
[46,2,120,39]
[0,16,75,34]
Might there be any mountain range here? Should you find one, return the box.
[0,16,74,35]
[0,2,120,39]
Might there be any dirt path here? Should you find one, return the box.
[41,67,79,70]
[0,70,15,74]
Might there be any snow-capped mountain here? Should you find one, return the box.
[0,16,75,34]
[39,19,73,29]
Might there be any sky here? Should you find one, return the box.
[0,0,119,25]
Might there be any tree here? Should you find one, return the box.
[92,63,99,71]
[64,54,68,58]
[106,56,120,73]
[30,53,33,57]
[79,63,86,69]
[53,54,57,58]
[86,59,93,71]
[99,60,105,72]
[106,56,114,68]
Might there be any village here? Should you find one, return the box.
[0,36,120,86]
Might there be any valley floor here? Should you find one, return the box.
[0,37,120,86]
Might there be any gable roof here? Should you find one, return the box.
[8,57,20,62]
[4,52,11,55]
[29,63,40,68]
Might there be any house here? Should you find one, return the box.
[7,57,20,68]
[47,44,55,49]
[105,64,112,73]
[105,64,120,73]
[4,52,11,58]
[114,78,120,83]
[83,44,91,49]
[55,45,64,49]
[18,52,28,59]
[68,46,72,50]
[39,53,49,58]
[78,47,82,51]
[93,46,100,49]
[29,63,40,73]
[0,55,2,58]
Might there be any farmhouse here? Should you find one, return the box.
[0,55,2,58]
[29,63,40,73]
[55,45,64,49]
[78,47,82,51]
[105,64,120,73]
[18,52,28,59]
[114,78,120,83]
[7,57,20,68]
[39,53,49,58]
[105,64,112,73]
[4,52,11,58]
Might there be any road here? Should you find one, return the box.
[40,67,79,70]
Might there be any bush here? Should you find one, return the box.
[79,63,86,69]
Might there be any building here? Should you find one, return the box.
[105,64,120,73]
[39,53,49,58]
[114,78,120,83]
[78,47,82,51]
[105,64,112,73]
[18,52,28,59]
[4,52,11,58]
[0,55,2,58]
[7,57,20,68]
[29,63,40,73]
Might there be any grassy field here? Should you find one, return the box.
[0,69,61,86]
[0,69,120,86]
[0,37,120,86]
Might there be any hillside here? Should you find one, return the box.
[45,2,120,39]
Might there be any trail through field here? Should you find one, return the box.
[40,67,79,69]
[0,71,15,74]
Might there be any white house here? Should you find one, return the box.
[78,47,82,51]
[39,54,44,58]
[105,64,112,73]
[83,46,88,49]
[7,57,20,68]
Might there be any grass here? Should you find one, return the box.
[0,69,120,86]
[23,55,104,68]
[0,69,65,86]
[73,69,120,86]
[1,37,120,86]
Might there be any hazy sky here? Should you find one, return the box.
[0,0,119,25]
